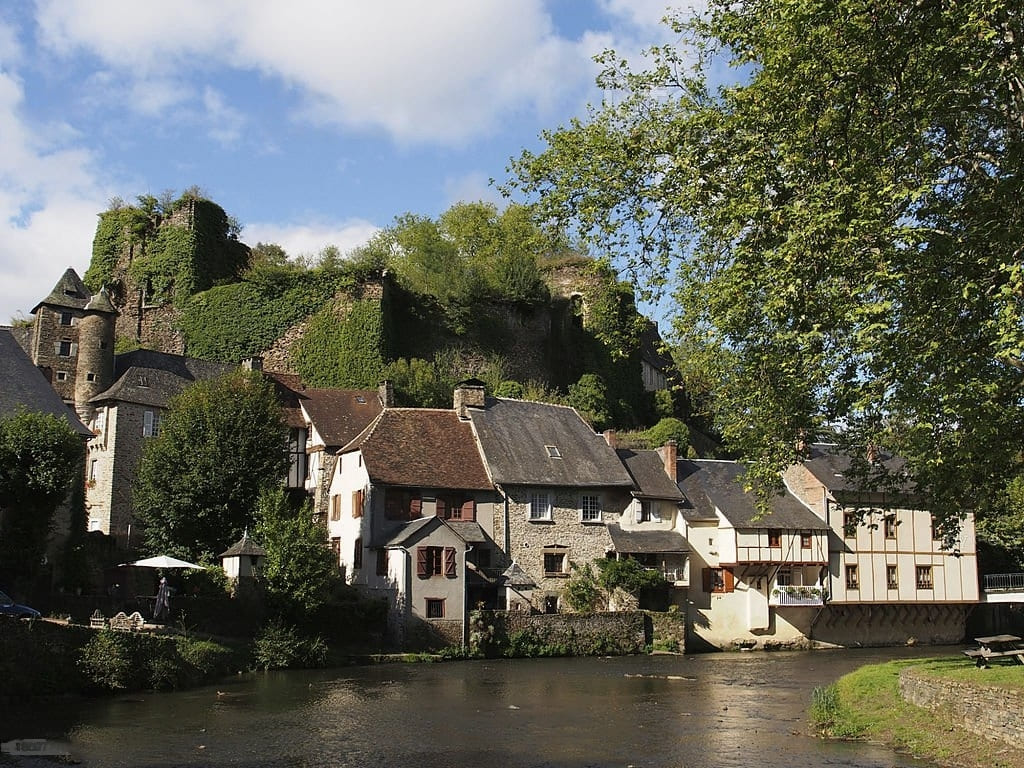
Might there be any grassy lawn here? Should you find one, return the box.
[811,656,1024,768]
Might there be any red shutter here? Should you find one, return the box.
[702,568,712,593]
[723,567,735,593]
[352,489,364,518]
[409,496,422,520]
[436,497,446,518]
[444,547,457,578]
[416,546,428,578]
[461,499,475,521]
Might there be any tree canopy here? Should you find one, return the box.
[509,1,1024,533]
[0,410,84,582]
[133,370,288,561]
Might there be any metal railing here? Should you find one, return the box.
[644,566,688,584]
[983,573,1024,592]
[770,588,825,606]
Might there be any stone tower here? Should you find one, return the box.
[73,287,117,424]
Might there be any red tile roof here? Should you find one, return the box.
[301,388,382,446]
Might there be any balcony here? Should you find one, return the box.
[769,586,825,606]
[645,566,688,586]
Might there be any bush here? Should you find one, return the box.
[252,621,328,670]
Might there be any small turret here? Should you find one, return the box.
[74,286,117,424]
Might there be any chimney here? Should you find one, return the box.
[453,382,485,420]
[603,429,618,449]
[658,440,678,482]
[241,356,263,372]
[378,380,394,408]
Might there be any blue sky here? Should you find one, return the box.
[0,1,699,323]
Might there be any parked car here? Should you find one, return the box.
[0,590,41,619]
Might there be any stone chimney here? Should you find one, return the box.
[241,356,263,372]
[453,382,485,420]
[658,440,678,482]
[603,429,618,449]
[378,380,395,408]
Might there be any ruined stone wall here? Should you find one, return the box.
[899,667,1024,748]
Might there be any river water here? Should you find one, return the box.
[5,647,940,768]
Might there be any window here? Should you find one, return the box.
[580,494,602,523]
[637,500,661,523]
[543,547,568,576]
[353,538,363,569]
[776,569,792,587]
[528,491,552,521]
[59,311,73,326]
[545,445,562,458]
[767,531,781,548]
[58,340,73,357]
[916,565,933,590]
[800,531,812,548]
[330,537,341,561]
[884,515,897,540]
[843,511,859,538]
[386,489,422,520]
[425,598,445,618]
[86,372,96,382]
[416,546,457,579]
[887,565,899,590]
[89,459,97,482]
[703,567,734,593]
[329,495,341,521]
[55,371,68,381]
[437,495,475,521]
[930,516,940,541]
[142,409,160,437]
[351,489,364,518]
[845,565,859,590]
[376,548,387,576]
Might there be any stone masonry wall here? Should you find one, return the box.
[472,610,648,656]
[899,667,1024,748]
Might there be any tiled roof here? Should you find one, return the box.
[31,268,91,313]
[617,448,684,500]
[468,397,633,488]
[261,371,307,429]
[301,388,382,447]
[92,351,234,407]
[346,408,493,491]
[802,443,914,498]
[0,328,92,437]
[678,459,827,530]
[607,523,688,554]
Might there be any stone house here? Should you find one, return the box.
[461,386,637,613]
[678,459,831,649]
[324,405,496,646]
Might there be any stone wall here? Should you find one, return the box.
[898,667,1024,748]
[812,603,969,647]
[646,610,686,653]
[471,609,648,656]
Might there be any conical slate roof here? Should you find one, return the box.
[31,268,91,313]
[218,531,267,559]
[84,285,117,314]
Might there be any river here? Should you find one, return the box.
[5,647,939,768]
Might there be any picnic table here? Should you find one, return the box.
[963,634,1024,667]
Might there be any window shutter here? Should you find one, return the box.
[723,568,735,593]
[409,496,422,519]
[353,538,362,569]
[376,548,387,576]
[444,547,457,578]
[702,568,712,593]
[461,499,475,521]
[416,546,428,578]
[435,497,446,518]
[351,489,364,518]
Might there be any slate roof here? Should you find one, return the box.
[468,397,633,488]
[344,408,493,491]
[607,523,688,554]
[92,350,234,408]
[301,388,382,447]
[617,449,684,500]
[501,561,537,588]
[380,516,483,549]
[0,328,92,437]
[31,268,92,313]
[802,443,914,499]
[678,459,827,530]
[218,532,267,559]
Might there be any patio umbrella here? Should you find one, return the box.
[119,555,205,569]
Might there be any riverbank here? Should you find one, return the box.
[812,656,1024,768]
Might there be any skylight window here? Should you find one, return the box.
[546,445,562,459]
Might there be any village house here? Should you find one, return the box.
[324,404,496,646]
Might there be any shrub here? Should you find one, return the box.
[252,621,328,670]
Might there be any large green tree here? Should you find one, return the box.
[133,370,288,561]
[0,410,84,582]
[509,1,1024,535]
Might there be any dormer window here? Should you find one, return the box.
[138,376,149,387]
[545,445,562,459]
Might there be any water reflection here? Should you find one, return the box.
[4,648,939,768]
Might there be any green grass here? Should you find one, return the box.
[812,657,1024,768]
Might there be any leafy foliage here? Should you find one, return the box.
[133,370,288,561]
[567,373,612,430]
[976,474,1024,572]
[251,620,328,670]
[0,410,84,583]
[563,557,667,611]
[509,1,1024,528]
[643,417,690,450]
[292,298,387,387]
[254,487,338,618]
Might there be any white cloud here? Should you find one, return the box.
[443,172,504,210]
[243,218,381,261]
[33,0,604,144]
[202,86,246,146]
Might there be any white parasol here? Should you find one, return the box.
[119,555,206,569]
